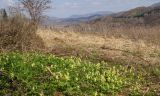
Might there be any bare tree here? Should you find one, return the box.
[19,0,51,24]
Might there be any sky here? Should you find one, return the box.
[1,0,160,18]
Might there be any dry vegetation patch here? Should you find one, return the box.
[0,16,45,52]
[38,28,160,65]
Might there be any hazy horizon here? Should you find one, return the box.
[1,0,160,18]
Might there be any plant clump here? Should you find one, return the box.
[0,15,45,52]
[0,52,146,96]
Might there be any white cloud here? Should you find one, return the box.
[91,1,102,6]
[2,0,15,6]
[63,2,80,8]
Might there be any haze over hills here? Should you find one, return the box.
[69,11,113,18]
[44,11,113,26]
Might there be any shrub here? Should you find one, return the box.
[0,15,45,52]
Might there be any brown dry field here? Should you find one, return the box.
[38,27,160,66]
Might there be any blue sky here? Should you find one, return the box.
[1,0,160,18]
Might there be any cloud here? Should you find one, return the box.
[91,1,102,6]
[63,2,80,8]
[2,0,15,6]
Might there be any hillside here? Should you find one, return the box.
[150,2,160,8]
[112,7,149,18]
[97,5,160,25]
[111,3,160,25]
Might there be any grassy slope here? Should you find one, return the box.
[0,28,159,95]
[37,29,160,95]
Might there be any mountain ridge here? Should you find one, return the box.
[85,1,160,25]
[44,11,113,26]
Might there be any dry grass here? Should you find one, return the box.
[0,15,45,52]
[37,28,160,65]
[65,24,160,45]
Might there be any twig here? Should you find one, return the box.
[46,66,56,77]
[143,87,150,96]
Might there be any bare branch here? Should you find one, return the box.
[18,0,52,24]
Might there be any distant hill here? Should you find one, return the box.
[85,2,160,25]
[112,7,149,18]
[63,2,160,33]
[69,11,113,18]
[44,11,113,26]
[44,2,160,27]
[150,2,160,8]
